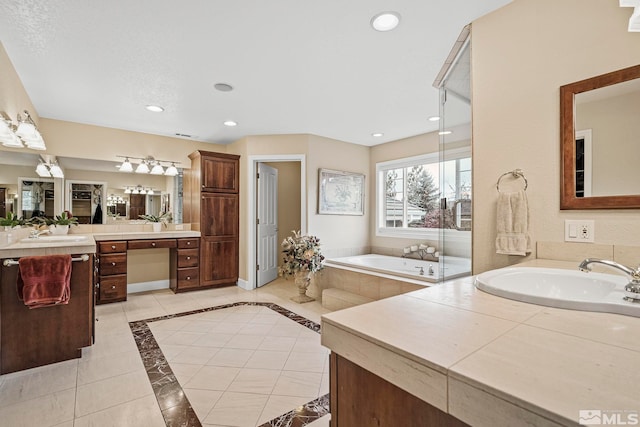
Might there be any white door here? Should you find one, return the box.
[257,163,279,287]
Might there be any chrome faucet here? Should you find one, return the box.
[578,258,640,302]
[415,266,425,276]
[29,228,51,239]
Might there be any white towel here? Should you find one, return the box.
[495,190,531,256]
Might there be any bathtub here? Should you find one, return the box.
[324,254,471,284]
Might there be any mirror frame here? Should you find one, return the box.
[560,64,640,209]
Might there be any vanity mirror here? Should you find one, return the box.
[0,150,184,222]
[560,64,640,209]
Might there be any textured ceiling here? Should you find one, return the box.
[0,0,511,146]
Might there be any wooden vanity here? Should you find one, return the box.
[95,234,201,304]
[0,241,95,374]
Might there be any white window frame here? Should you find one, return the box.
[375,148,471,240]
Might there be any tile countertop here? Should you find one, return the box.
[320,260,640,427]
[0,230,201,259]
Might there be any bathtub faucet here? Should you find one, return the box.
[578,258,640,302]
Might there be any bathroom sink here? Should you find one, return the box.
[474,267,640,317]
[19,235,89,244]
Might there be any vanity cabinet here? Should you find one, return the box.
[96,241,128,304]
[185,151,239,289]
[330,353,468,427]
[0,254,94,374]
[170,238,200,291]
[96,236,202,302]
[0,187,6,217]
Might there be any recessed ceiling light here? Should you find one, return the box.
[371,12,401,32]
[372,133,384,137]
[223,120,238,127]
[214,83,234,92]
[439,130,453,135]
[428,116,440,122]
[145,105,164,113]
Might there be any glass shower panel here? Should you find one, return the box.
[438,37,472,281]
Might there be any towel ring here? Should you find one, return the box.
[496,169,528,192]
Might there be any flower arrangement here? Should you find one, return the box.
[0,212,28,228]
[279,230,325,277]
[139,212,172,227]
[49,211,79,226]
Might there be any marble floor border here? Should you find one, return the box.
[129,301,329,427]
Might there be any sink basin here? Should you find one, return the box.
[20,235,89,244]
[475,267,640,317]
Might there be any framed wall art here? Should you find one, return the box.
[318,168,365,215]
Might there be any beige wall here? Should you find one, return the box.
[228,134,371,283]
[0,43,38,125]
[576,90,640,195]
[264,161,301,267]
[472,0,640,274]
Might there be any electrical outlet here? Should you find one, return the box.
[564,220,595,243]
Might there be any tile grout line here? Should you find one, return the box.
[129,301,329,427]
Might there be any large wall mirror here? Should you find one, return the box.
[560,64,640,209]
[0,150,184,223]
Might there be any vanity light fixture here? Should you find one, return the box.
[119,157,134,173]
[164,162,178,176]
[49,162,64,178]
[16,111,46,150]
[36,161,51,177]
[34,158,64,178]
[135,160,150,174]
[117,156,180,176]
[371,12,401,32]
[0,116,23,148]
[124,185,154,195]
[150,161,164,175]
[0,110,47,150]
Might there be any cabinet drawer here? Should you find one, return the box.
[99,241,127,253]
[177,249,199,268]
[177,267,200,288]
[178,238,200,249]
[128,239,177,250]
[99,275,127,301]
[99,253,127,275]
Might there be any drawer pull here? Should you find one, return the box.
[151,242,156,247]
[187,241,191,245]
[111,262,116,266]
[186,256,191,260]
[111,245,116,249]
[186,276,191,280]
[111,285,116,289]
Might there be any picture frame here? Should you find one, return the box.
[318,168,365,215]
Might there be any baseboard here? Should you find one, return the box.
[236,278,252,291]
[128,279,170,294]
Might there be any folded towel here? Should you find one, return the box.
[17,255,72,309]
[495,190,531,256]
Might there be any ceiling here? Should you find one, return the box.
[0,0,511,147]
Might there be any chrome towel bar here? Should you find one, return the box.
[2,254,90,267]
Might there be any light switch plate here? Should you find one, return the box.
[564,220,594,242]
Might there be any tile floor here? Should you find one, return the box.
[0,278,333,427]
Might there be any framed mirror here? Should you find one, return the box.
[18,177,55,220]
[560,64,640,209]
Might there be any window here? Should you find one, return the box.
[376,149,471,237]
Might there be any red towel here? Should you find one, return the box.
[17,255,72,309]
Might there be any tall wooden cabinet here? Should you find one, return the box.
[184,151,239,289]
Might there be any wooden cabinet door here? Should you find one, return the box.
[129,194,145,220]
[200,238,238,286]
[0,188,6,217]
[201,193,238,237]
[201,156,239,193]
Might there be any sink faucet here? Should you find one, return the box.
[578,258,640,302]
[29,228,51,239]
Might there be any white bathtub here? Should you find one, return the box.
[325,254,471,284]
